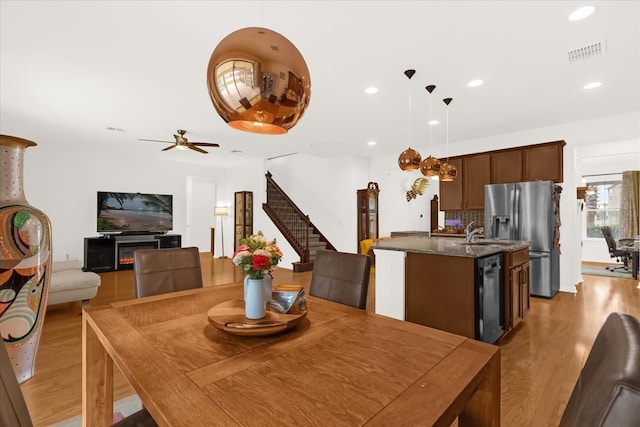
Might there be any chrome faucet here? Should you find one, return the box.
[465,221,484,243]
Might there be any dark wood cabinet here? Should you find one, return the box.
[234,191,253,248]
[463,154,491,209]
[440,141,565,212]
[491,149,523,183]
[523,141,564,182]
[505,248,530,330]
[439,158,464,210]
[356,182,379,251]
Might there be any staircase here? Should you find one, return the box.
[263,172,336,272]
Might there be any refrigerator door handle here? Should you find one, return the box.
[512,188,520,241]
[530,252,550,259]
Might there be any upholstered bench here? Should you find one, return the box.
[48,260,101,307]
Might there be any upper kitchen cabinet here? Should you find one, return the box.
[439,155,490,211]
[439,158,464,210]
[463,154,491,209]
[522,140,565,183]
[491,149,523,183]
[491,141,565,184]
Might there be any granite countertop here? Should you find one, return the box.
[372,236,530,258]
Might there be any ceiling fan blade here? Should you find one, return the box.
[162,144,177,151]
[139,139,173,143]
[188,145,208,154]
[191,142,220,147]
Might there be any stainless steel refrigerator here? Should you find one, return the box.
[484,180,560,298]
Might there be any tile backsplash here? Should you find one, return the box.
[443,210,484,231]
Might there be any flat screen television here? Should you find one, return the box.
[97,191,173,234]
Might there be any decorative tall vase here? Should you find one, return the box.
[244,277,266,319]
[0,134,52,383]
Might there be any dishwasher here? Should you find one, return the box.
[476,254,504,344]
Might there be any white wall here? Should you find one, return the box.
[7,120,222,263]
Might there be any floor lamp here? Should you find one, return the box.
[214,206,229,258]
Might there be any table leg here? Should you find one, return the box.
[82,312,114,427]
[632,251,639,280]
[458,343,501,427]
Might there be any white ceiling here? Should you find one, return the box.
[1,1,639,167]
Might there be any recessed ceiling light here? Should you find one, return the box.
[569,6,595,21]
[428,120,439,125]
[365,87,378,94]
[367,141,376,146]
[467,79,483,87]
[583,81,602,89]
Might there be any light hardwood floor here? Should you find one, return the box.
[18,256,640,426]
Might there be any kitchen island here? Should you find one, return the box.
[372,236,530,343]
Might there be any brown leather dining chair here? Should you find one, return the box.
[1,341,157,427]
[133,247,203,298]
[559,312,640,426]
[309,250,371,309]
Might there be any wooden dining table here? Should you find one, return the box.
[82,282,500,426]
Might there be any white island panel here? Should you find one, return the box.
[373,248,406,320]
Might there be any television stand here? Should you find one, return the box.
[83,234,182,272]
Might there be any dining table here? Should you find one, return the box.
[82,282,500,426]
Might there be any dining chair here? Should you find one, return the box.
[559,312,640,426]
[1,341,157,427]
[133,247,203,298]
[309,249,371,309]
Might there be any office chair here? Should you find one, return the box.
[133,247,203,298]
[309,250,371,309]
[601,226,631,272]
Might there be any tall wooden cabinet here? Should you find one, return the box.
[234,191,253,248]
[356,182,379,250]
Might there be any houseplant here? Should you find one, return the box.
[232,231,282,319]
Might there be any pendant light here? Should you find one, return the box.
[420,85,441,177]
[398,69,421,171]
[439,97,457,182]
[207,27,311,135]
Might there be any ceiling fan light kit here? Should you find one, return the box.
[207,27,311,135]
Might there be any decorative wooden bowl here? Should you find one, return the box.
[207,299,308,336]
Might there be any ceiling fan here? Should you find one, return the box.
[139,129,220,154]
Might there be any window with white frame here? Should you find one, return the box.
[584,179,623,240]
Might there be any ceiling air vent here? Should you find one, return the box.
[567,40,607,63]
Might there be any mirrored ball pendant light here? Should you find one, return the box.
[420,84,441,177]
[207,27,311,135]
[439,97,457,182]
[398,69,422,171]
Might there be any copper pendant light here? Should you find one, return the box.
[439,97,457,182]
[207,27,311,135]
[420,84,441,177]
[398,69,421,171]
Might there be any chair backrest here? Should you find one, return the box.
[559,312,640,427]
[601,226,619,255]
[1,342,33,427]
[133,247,203,298]
[309,250,371,309]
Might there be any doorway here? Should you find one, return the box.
[186,176,216,253]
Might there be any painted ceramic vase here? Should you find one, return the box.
[0,134,52,383]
